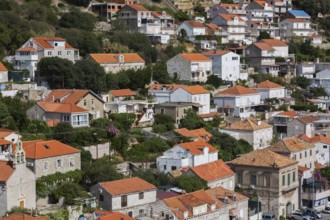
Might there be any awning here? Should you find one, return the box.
[229,208,240,216]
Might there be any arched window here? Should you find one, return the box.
[16,153,21,164]
[21,152,24,163]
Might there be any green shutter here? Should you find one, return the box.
[282,175,285,186]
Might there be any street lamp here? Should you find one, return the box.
[250,185,260,220]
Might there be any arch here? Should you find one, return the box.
[286,202,292,217]
[20,152,24,163]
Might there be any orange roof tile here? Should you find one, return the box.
[198,112,221,118]
[284,18,306,23]
[217,85,259,96]
[203,50,230,56]
[0,160,14,182]
[0,62,8,72]
[97,212,135,220]
[37,102,88,113]
[178,140,218,155]
[32,37,74,49]
[0,139,12,145]
[47,119,60,128]
[309,135,330,145]
[0,128,16,138]
[297,115,317,124]
[23,140,80,159]
[186,20,206,28]
[219,14,243,21]
[252,80,284,89]
[149,84,184,91]
[298,165,310,172]
[183,85,209,94]
[126,4,148,11]
[253,42,275,51]
[110,89,136,97]
[278,111,298,119]
[228,149,298,168]
[267,137,313,153]
[225,117,272,131]
[220,3,241,9]
[190,160,234,182]
[16,47,37,52]
[150,11,171,18]
[90,53,145,64]
[179,53,211,62]
[175,128,212,141]
[1,213,50,220]
[99,177,156,196]
[260,39,287,47]
[315,162,325,169]
[204,23,220,30]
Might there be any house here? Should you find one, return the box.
[247,20,278,40]
[0,62,8,83]
[251,80,286,100]
[185,160,235,190]
[246,0,274,22]
[117,4,175,44]
[282,10,311,20]
[208,3,246,19]
[310,68,330,94]
[300,135,330,166]
[265,0,292,17]
[27,102,90,128]
[148,84,185,103]
[163,186,248,220]
[156,140,218,173]
[211,14,247,43]
[203,50,241,82]
[260,39,289,57]
[280,19,313,40]
[0,139,14,161]
[22,140,81,178]
[14,37,79,80]
[266,137,315,169]
[107,89,136,102]
[223,117,273,150]
[269,111,299,138]
[0,128,21,144]
[310,33,322,45]
[89,53,145,73]
[0,213,50,220]
[167,53,212,83]
[91,177,157,218]
[0,141,36,217]
[43,89,105,119]
[214,85,261,117]
[296,63,315,78]
[175,128,212,142]
[287,115,317,138]
[228,149,299,219]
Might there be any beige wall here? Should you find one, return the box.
[76,93,105,119]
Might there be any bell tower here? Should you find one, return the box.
[12,139,26,168]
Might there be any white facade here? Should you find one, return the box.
[177,21,206,42]
[99,61,145,73]
[204,51,241,82]
[0,70,8,83]
[313,141,330,166]
[211,15,246,42]
[246,2,274,23]
[280,19,312,40]
[253,87,286,100]
[156,145,218,173]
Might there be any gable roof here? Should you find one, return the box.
[277,111,298,119]
[32,37,74,49]
[203,50,231,56]
[1,213,50,220]
[0,160,14,182]
[110,89,136,97]
[217,85,259,96]
[253,42,275,51]
[185,20,206,28]
[44,89,104,104]
[177,140,218,155]
[150,11,171,18]
[190,160,234,182]
[37,102,88,113]
[300,135,330,145]
[96,212,136,220]
[182,85,209,94]
[288,10,310,18]
[225,117,272,131]
[251,80,284,89]
[267,137,313,154]
[219,3,241,9]
[179,53,211,62]
[0,62,8,72]
[175,128,212,141]
[228,149,298,168]
[149,84,184,91]
[90,53,145,64]
[260,39,287,47]
[296,115,318,124]
[23,140,80,159]
[218,14,243,21]
[99,177,156,196]
[126,4,148,11]
[0,128,16,139]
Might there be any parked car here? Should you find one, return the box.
[323,207,330,214]
[262,214,275,220]
[290,212,314,220]
[305,208,322,219]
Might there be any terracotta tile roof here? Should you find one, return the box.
[47,119,60,128]
[251,80,284,89]
[1,213,50,220]
[298,165,310,172]
[175,128,212,141]
[297,115,317,124]
[205,186,248,208]
[37,102,88,113]
[99,177,156,196]
[228,149,298,168]
[255,0,267,6]
[126,4,148,11]
[186,20,206,28]
[149,84,184,91]
[0,160,14,182]
[204,23,220,30]
[0,62,8,72]
[150,11,171,18]
[198,112,221,118]
[32,37,74,49]
[0,139,12,145]
[253,42,275,51]
[16,47,38,52]
[190,160,234,182]
[182,85,209,94]
[315,162,325,169]
[260,39,287,47]
[179,53,211,62]
[90,53,145,64]
[177,140,218,155]
[203,50,230,56]
[217,85,259,96]
[44,89,93,104]
[302,135,330,145]
[267,137,313,154]
[225,117,272,131]
[278,111,298,118]
[284,18,306,23]
[219,14,243,21]
[97,212,136,220]
[23,140,80,159]
[0,128,16,138]
[110,89,136,97]
[220,3,241,9]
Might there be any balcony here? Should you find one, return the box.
[302,189,330,201]
[15,54,39,61]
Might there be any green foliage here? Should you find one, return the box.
[53,122,76,144]
[152,124,168,133]
[59,10,96,31]
[6,207,30,215]
[288,41,327,62]
[310,87,328,97]
[46,209,70,220]
[257,31,272,41]
[90,118,111,140]
[292,0,330,19]
[65,0,91,7]
[174,10,189,22]
[321,166,330,181]
[180,109,206,130]
[175,175,207,193]
[279,104,289,111]
[134,169,174,186]
[250,74,285,86]
[25,119,52,140]
[291,104,318,112]
[291,76,311,89]
[193,4,206,17]
[109,113,135,132]
[162,44,187,61]
[206,75,223,88]
[153,114,175,133]
[54,182,84,204]
[0,101,12,128]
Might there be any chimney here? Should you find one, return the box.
[316,57,320,63]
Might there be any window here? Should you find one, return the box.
[237,173,243,184]
[67,51,71,56]
[293,171,296,182]
[160,108,165,114]
[69,157,74,167]
[48,51,52,56]
[171,166,177,170]
[121,195,127,207]
[265,175,270,187]
[163,165,167,170]
[139,192,144,200]
[128,211,133,217]
[84,99,87,106]
[232,57,238,60]
[139,209,144,217]
[99,194,104,201]
[324,145,328,149]
[287,173,291,186]
[56,159,62,168]
[55,43,58,46]
[72,114,88,126]
[63,115,70,122]
[250,174,257,185]
[43,161,48,171]
[300,153,302,159]
[310,150,312,156]
[240,108,244,113]
[305,151,307,157]
[282,175,285,186]
[58,51,62,56]
[91,99,94,105]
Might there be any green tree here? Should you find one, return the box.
[206,75,223,88]
[25,119,52,140]
[309,87,328,97]
[0,102,12,128]
[59,10,96,31]
[153,114,175,133]
[180,109,206,130]
[54,182,83,205]
[134,169,173,186]
[291,76,311,89]
[257,31,272,41]
[175,175,207,193]
[174,10,189,22]
[109,113,135,132]
[53,122,76,144]
[65,0,90,7]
